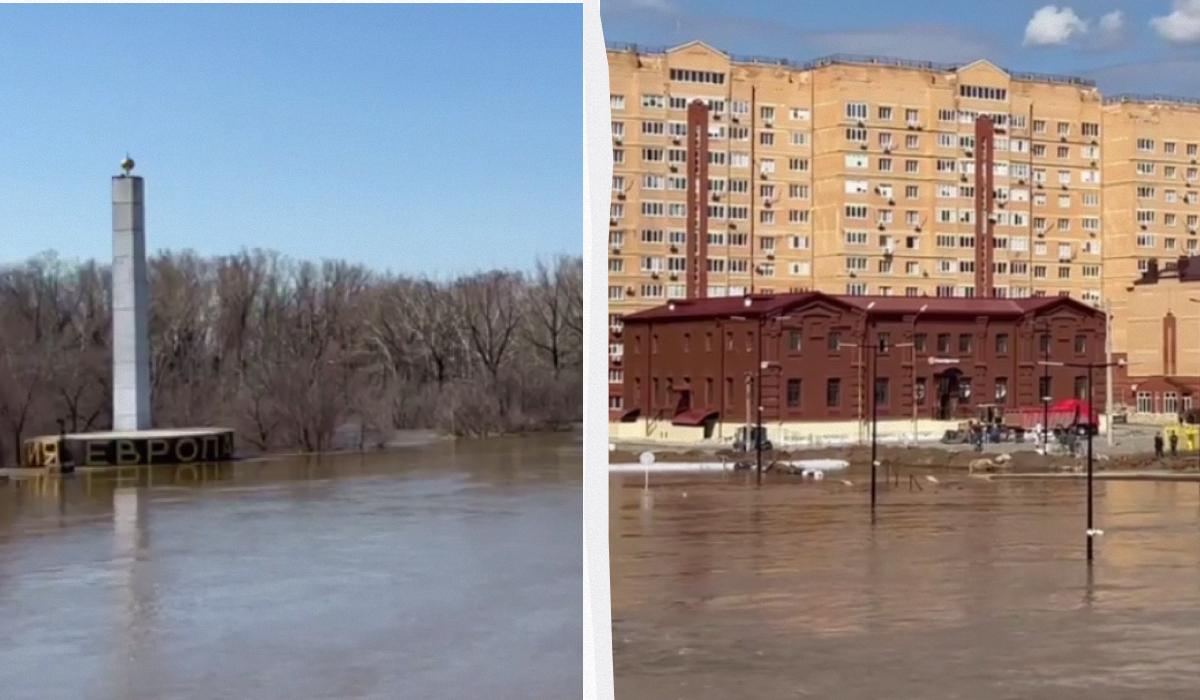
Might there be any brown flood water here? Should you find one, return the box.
[0,433,580,700]
[611,466,1200,699]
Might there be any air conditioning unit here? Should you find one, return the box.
[860,143,868,150]
[713,113,722,120]
[1018,178,1026,185]
[856,120,865,128]
[617,192,626,200]
[669,272,679,280]
[1141,223,1148,230]
[669,244,678,253]
[1060,136,1067,142]
[887,198,896,206]
[766,252,775,260]
[672,136,682,145]
[960,174,968,182]
[610,218,617,226]
[613,136,623,144]
[882,245,895,256]
[712,193,721,201]
[760,172,769,180]
[884,146,892,154]
[877,222,887,230]
[914,225,922,232]
[611,244,621,252]
[651,271,660,279]
[965,149,973,156]
[732,116,740,123]
[765,121,773,128]
[763,198,773,207]
[670,164,679,172]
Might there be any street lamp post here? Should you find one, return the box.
[1040,322,1052,451]
[1039,357,1124,564]
[910,304,928,442]
[731,305,766,485]
[1190,298,1200,472]
[840,335,883,510]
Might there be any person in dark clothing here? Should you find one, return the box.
[1155,433,1165,458]
[1169,431,1179,457]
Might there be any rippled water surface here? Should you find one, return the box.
[0,434,580,700]
[611,467,1200,699]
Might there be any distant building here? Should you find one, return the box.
[1113,256,1200,418]
[612,293,1106,442]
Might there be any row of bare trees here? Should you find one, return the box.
[0,250,582,465]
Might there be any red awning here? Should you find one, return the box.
[618,407,641,422]
[671,409,718,426]
[1049,399,1096,423]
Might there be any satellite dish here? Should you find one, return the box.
[638,451,656,466]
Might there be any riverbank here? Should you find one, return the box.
[610,437,1200,477]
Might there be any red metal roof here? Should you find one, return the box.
[623,293,1102,323]
[622,292,836,322]
[671,409,719,426]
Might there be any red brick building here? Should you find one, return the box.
[615,293,1107,433]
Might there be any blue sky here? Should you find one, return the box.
[602,0,1200,96]
[0,4,581,274]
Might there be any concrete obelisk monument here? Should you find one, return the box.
[112,155,151,431]
[20,158,235,468]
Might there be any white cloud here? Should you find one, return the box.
[1024,5,1088,46]
[1151,0,1200,44]
[1097,10,1124,43]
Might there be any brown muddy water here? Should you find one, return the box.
[611,465,1200,699]
[0,433,580,700]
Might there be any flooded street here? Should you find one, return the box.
[611,467,1200,699]
[0,434,580,700]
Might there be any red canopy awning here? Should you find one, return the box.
[618,407,641,422]
[671,409,718,426]
[1049,398,1096,423]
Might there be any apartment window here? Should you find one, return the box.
[786,379,802,408]
[995,378,1009,405]
[937,333,950,354]
[959,334,972,353]
[995,333,1009,355]
[846,102,868,120]
[874,378,890,407]
[1074,334,1086,354]
[641,94,665,109]
[610,95,625,110]
[669,68,726,85]
[820,377,842,408]
[828,331,842,352]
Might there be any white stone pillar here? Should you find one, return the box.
[112,171,151,431]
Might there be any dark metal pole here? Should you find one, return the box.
[756,315,763,486]
[1086,363,1094,563]
[1043,325,1050,450]
[870,335,878,511]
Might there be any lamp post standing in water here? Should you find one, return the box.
[1039,358,1124,564]
[1190,298,1200,472]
